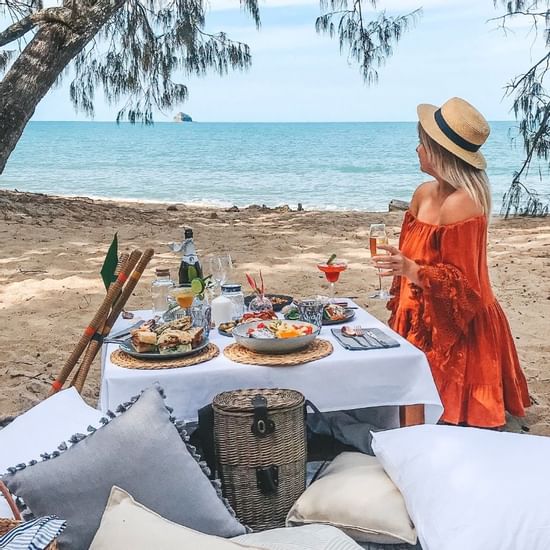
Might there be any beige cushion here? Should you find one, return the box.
[286,452,416,545]
[234,524,365,549]
[89,486,259,550]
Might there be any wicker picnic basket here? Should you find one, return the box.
[213,388,307,531]
[0,480,58,549]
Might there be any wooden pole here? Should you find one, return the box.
[48,249,142,395]
[72,248,154,393]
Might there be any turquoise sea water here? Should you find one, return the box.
[0,121,543,212]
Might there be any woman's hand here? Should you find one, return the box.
[372,245,421,286]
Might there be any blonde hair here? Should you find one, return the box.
[418,123,492,216]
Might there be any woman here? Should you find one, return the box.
[373,97,530,428]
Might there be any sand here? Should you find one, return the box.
[0,189,549,432]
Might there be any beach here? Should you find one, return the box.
[0,189,549,432]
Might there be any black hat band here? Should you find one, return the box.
[434,108,481,153]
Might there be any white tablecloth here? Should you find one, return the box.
[100,304,443,423]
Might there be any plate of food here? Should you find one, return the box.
[119,317,208,359]
[218,310,278,337]
[244,293,293,312]
[232,320,319,354]
[282,303,355,325]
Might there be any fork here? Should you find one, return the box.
[353,325,372,348]
[356,326,388,348]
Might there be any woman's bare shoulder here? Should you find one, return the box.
[410,181,437,214]
[440,190,484,225]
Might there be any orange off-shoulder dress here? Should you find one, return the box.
[388,211,530,427]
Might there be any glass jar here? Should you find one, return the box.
[221,283,245,320]
[151,268,175,316]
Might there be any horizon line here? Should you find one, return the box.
[29,119,519,124]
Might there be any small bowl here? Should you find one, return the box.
[232,320,320,355]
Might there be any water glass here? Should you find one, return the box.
[191,302,211,338]
[296,298,325,328]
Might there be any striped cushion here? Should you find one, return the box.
[0,516,65,550]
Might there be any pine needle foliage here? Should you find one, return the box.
[492,0,550,217]
[315,0,421,85]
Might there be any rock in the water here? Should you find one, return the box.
[210,212,218,219]
[167,205,178,212]
[173,112,193,122]
[389,199,410,212]
[226,205,240,213]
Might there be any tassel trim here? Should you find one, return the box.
[2,384,245,528]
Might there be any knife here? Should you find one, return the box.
[108,320,145,340]
[364,329,389,348]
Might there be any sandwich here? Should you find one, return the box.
[158,330,192,354]
[157,328,205,354]
[155,317,192,336]
[186,327,204,348]
[130,328,158,353]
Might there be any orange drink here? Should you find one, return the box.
[173,287,194,308]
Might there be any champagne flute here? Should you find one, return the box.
[208,253,233,292]
[369,224,392,300]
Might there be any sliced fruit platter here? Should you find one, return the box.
[119,317,208,359]
[282,303,355,325]
[232,320,320,354]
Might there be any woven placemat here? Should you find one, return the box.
[110,343,220,370]
[223,339,333,367]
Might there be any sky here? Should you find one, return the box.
[25,0,548,122]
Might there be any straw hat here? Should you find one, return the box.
[417,97,490,170]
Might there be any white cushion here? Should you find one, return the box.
[0,388,103,518]
[286,452,416,545]
[372,425,550,550]
[89,486,259,549]
[234,524,365,549]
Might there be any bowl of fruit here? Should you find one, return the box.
[232,319,320,354]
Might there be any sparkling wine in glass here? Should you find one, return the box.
[317,258,348,302]
[369,224,392,300]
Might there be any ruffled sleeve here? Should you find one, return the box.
[410,217,486,352]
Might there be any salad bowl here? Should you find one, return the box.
[232,320,320,354]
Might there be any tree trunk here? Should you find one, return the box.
[0,4,121,173]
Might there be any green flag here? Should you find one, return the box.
[100,233,118,290]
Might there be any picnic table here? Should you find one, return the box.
[99,302,442,426]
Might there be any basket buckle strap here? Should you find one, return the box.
[256,465,279,495]
[250,395,275,438]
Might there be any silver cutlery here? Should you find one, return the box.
[365,328,390,348]
[108,320,145,340]
[341,326,369,349]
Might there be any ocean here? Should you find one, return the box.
[0,121,543,212]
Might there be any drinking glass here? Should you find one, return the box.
[295,298,325,328]
[316,260,348,302]
[170,285,195,316]
[191,302,211,338]
[208,254,233,292]
[369,224,392,300]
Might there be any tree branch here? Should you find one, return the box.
[0,7,72,47]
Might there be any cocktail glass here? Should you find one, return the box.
[170,286,194,316]
[317,260,348,302]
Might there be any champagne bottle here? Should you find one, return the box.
[177,228,203,286]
